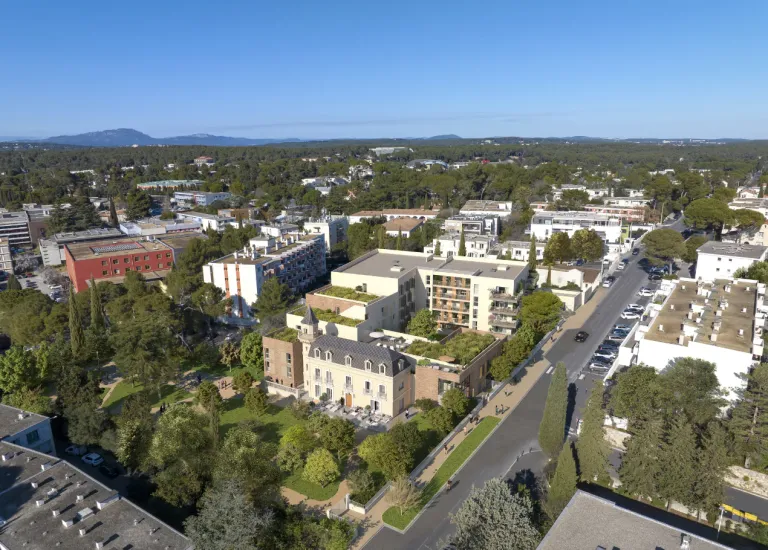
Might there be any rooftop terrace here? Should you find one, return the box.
[316,285,379,303]
[291,306,361,327]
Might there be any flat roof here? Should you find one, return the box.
[539,490,729,550]
[532,210,616,221]
[136,179,202,186]
[644,279,757,353]
[176,211,232,220]
[53,228,123,243]
[434,258,524,281]
[0,404,48,440]
[155,231,204,251]
[65,238,173,261]
[0,441,192,550]
[460,200,513,211]
[438,232,495,243]
[215,234,322,265]
[350,209,438,217]
[697,241,768,260]
[0,211,29,222]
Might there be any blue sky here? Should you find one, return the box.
[2,0,767,139]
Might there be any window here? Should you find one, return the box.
[345,355,352,366]
[166,252,172,258]
[145,265,150,270]
[345,375,352,387]
[112,259,119,265]
[398,359,404,370]
[26,430,39,444]
[426,275,431,284]
[378,384,386,397]
[124,257,129,263]
[326,387,333,400]
[379,364,386,374]
[101,260,107,266]
[315,349,321,358]
[315,384,321,397]
[364,380,371,393]
[286,352,292,364]
[717,257,722,261]
[287,364,292,377]
[144,255,149,260]
[265,349,270,359]
[134,256,140,261]
[265,361,270,372]
[325,351,332,361]
[114,269,120,274]
[167,262,172,267]
[102,270,108,276]
[156,254,162,259]
[365,360,372,371]
[315,368,321,379]
[136,266,141,271]
[399,381,404,391]
[158,264,163,269]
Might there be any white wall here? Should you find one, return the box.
[695,253,763,282]
[3,417,56,455]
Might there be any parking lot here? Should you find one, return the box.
[17,271,66,301]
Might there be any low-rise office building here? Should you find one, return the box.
[424,233,497,258]
[65,238,176,292]
[173,190,231,207]
[0,237,12,272]
[39,228,124,267]
[383,217,424,237]
[120,219,202,237]
[303,215,349,252]
[603,196,650,208]
[530,211,623,244]
[695,242,768,282]
[135,179,202,191]
[0,404,55,455]
[349,209,438,224]
[459,200,515,217]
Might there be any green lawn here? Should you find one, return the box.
[218,398,304,442]
[283,469,342,501]
[102,380,191,412]
[382,416,501,530]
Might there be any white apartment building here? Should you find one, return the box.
[695,242,768,282]
[262,223,300,238]
[585,188,610,200]
[0,237,12,272]
[424,233,498,258]
[203,233,326,320]
[444,214,499,236]
[173,190,231,207]
[530,211,623,244]
[349,209,438,224]
[725,199,768,247]
[303,215,349,252]
[176,211,236,232]
[604,197,650,208]
[0,403,56,455]
[552,184,586,200]
[636,278,765,401]
[459,200,515,217]
[493,240,546,262]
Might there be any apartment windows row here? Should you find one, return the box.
[311,372,390,401]
[99,263,172,276]
[264,348,292,378]
[100,252,171,266]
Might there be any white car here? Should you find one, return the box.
[621,311,641,320]
[614,324,633,332]
[593,350,617,360]
[637,288,654,297]
[81,452,104,466]
[625,303,643,310]
[65,445,87,456]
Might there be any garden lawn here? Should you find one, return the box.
[218,398,304,442]
[102,380,191,412]
[282,459,347,501]
[382,416,501,530]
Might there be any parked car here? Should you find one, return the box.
[622,258,630,264]
[632,248,640,256]
[588,362,610,371]
[621,311,641,320]
[99,464,120,479]
[614,324,633,331]
[81,452,104,466]
[603,276,616,288]
[65,445,87,456]
[637,287,654,297]
[593,350,617,360]
[617,263,625,271]
[648,273,662,281]
[575,259,585,266]
[607,333,627,341]
[574,331,589,342]
[601,340,620,349]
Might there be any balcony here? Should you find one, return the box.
[433,278,471,290]
[377,391,387,401]
[344,383,354,393]
[363,387,373,396]
[324,378,334,387]
[432,302,470,314]
[491,318,519,329]
[433,290,471,301]
[490,305,517,315]
[490,290,521,303]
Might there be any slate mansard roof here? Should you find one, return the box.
[309,335,411,376]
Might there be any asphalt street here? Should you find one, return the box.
[365,250,655,550]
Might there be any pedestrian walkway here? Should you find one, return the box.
[351,288,608,549]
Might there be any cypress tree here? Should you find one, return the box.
[6,274,21,290]
[377,225,386,249]
[539,362,567,457]
[396,230,403,251]
[434,240,441,257]
[657,415,698,511]
[576,380,610,484]
[527,237,538,271]
[109,197,119,227]
[89,277,104,331]
[545,442,578,519]
[619,418,663,500]
[69,285,86,356]
[693,423,729,521]
[458,227,466,256]
[729,363,768,467]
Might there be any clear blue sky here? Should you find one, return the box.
[3,0,767,139]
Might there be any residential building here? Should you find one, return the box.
[737,185,762,199]
[193,155,214,166]
[217,207,256,220]
[383,217,424,237]
[39,227,124,267]
[155,231,205,260]
[443,214,499,236]
[303,215,349,252]
[529,201,549,211]
[694,242,768,282]
[261,223,300,238]
[0,404,55,455]
[585,187,610,200]
[626,189,646,198]
[135,179,202,191]
[491,239,545,262]
[636,278,764,401]
[278,203,314,224]
[534,265,602,310]
[301,175,348,188]
[64,238,176,292]
[584,204,647,222]
[349,209,438,224]
[424,233,497,258]
[349,164,374,178]
[530,211,623,244]
[603,196,650,208]
[173,190,231,207]
[459,200,515,217]
[370,146,411,156]
[24,204,64,244]
[728,198,768,217]
[0,237,12,272]
[551,183,586,200]
[0,440,192,550]
[726,198,768,247]
[175,211,236,232]
[449,161,471,169]
[202,233,326,320]
[405,159,449,170]
[539,490,729,550]
[262,327,304,392]
[98,208,127,224]
[0,211,31,245]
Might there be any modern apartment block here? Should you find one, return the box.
[303,215,349,252]
[203,233,326,320]
[349,209,438,224]
[39,227,124,266]
[0,211,31,245]
[173,190,231,207]
[530,210,623,244]
[459,200,515,217]
[583,204,647,223]
[694,242,768,283]
[0,404,55,455]
[491,240,546,262]
[443,214,500,236]
[424,233,498,259]
[175,211,236,232]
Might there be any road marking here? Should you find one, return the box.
[578,373,585,380]
[545,366,554,375]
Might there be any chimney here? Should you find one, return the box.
[79,528,87,537]
[739,328,745,337]
[659,324,664,332]
[52,509,60,517]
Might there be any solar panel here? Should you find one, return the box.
[90,243,142,254]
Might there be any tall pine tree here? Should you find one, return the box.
[434,240,441,257]
[109,197,119,227]
[69,285,86,356]
[527,237,538,271]
[458,227,466,256]
[657,416,698,511]
[729,363,768,467]
[377,225,386,249]
[89,277,105,331]
[576,381,610,484]
[544,442,577,520]
[539,362,567,457]
[693,423,729,521]
[619,418,663,500]
[396,230,403,251]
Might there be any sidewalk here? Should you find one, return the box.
[351,289,608,548]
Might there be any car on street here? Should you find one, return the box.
[81,452,104,466]
[607,332,627,341]
[621,311,641,320]
[576,418,584,435]
[625,303,643,310]
[574,331,589,342]
[99,464,120,478]
[617,262,625,271]
[65,445,87,456]
[588,362,610,371]
[603,276,616,288]
[632,248,640,256]
[600,340,620,349]
[593,350,617,360]
[637,287,654,297]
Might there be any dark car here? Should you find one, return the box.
[601,340,620,349]
[99,464,120,479]
[648,273,662,281]
[632,248,640,256]
[574,331,589,342]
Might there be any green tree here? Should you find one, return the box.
[619,418,663,499]
[490,333,534,381]
[733,208,766,231]
[6,274,21,290]
[610,366,662,426]
[232,370,254,394]
[0,345,44,394]
[434,240,442,257]
[407,309,437,338]
[377,224,386,249]
[527,237,538,270]
[458,227,466,256]
[693,423,729,520]
[303,448,339,487]
[576,381,609,484]
[253,278,290,319]
[558,189,590,210]
[661,357,724,428]
[538,362,567,457]
[387,476,422,515]
[240,332,264,374]
[570,229,604,262]
[684,198,735,240]
[520,292,562,334]
[213,426,281,503]
[244,386,269,416]
[220,341,240,371]
[125,190,152,220]
[441,387,470,418]
[450,477,540,550]
[643,228,686,271]
[544,443,577,519]
[319,417,356,459]
[712,186,737,203]
[116,392,153,473]
[657,416,698,511]
[195,380,223,413]
[68,285,85,356]
[426,405,455,435]
[358,432,408,480]
[681,235,708,263]
[348,469,377,503]
[89,277,105,331]
[730,363,768,467]
[347,222,374,259]
[184,480,274,550]
[108,197,119,227]
[396,229,403,251]
[543,232,571,264]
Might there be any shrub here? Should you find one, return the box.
[290,399,311,420]
[415,398,438,412]
[308,411,330,433]
[441,388,470,418]
[244,387,269,416]
[348,469,377,503]
[303,448,339,487]
[426,406,455,436]
[319,286,378,302]
[406,332,496,365]
[232,371,254,394]
[269,327,299,343]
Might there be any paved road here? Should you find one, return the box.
[365,252,652,550]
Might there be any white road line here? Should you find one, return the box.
[578,373,585,380]
[545,366,554,375]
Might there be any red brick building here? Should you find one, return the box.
[64,238,176,292]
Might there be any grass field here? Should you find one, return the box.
[102,380,191,412]
[382,416,501,530]
[218,398,305,442]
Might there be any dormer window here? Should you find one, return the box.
[345,355,352,366]
[379,364,386,374]
[314,349,320,358]
[398,359,404,370]
[365,360,372,371]
[325,351,333,361]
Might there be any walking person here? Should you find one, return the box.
[444,443,449,455]
[446,478,453,492]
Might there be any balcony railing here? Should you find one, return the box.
[363,387,372,396]
[377,391,387,401]
[490,305,517,315]
[492,319,519,329]
[433,278,471,289]
[324,378,334,386]
[344,383,354,393]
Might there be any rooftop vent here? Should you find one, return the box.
[77,507,93,521]
[36,499,44,507]
[17,412,25,420]
[79,527,87,537]
[670,304,675,310]
[742,307,748,313]
[739,328,745,337]
[96,493,120,510]
[52,509,59,517]
[30,482,38,489]
[681,534,691,550]
[61,518,74,528]
[658,324,664,332]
